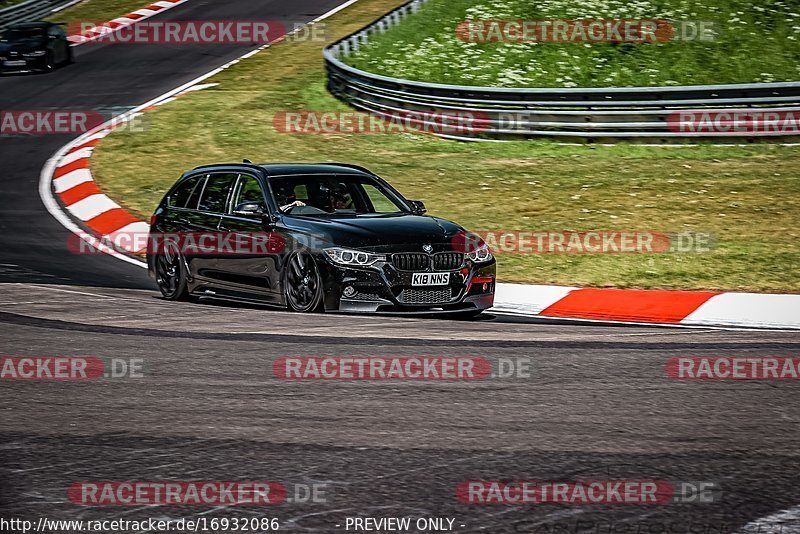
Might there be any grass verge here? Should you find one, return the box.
[90,0,800,292]
[1,0,28,9]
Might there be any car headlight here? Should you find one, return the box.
[324,247,385,267]
[23,50,45,57]
[466,242,493,263]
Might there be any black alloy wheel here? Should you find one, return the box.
[155,241,190,300]
[285,251,323,312]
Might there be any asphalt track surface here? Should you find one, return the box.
[1,1,800,533]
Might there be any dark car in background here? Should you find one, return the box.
[0,21,72,73]
[147,162,496,316]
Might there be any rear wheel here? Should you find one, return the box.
[284,252,323,312]
[155,242,190,300]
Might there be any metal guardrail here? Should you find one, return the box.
[0,0,79,31]
[323,0,800,141]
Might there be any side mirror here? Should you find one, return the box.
[232,202,264,216]
[409,200,426,215]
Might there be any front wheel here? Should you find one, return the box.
[284,252,323,312]
[155,242,190,300]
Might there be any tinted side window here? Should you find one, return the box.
[198,173,236,213]
[186,175,207,210]
[169,176,202,208]
[231,175,265,210]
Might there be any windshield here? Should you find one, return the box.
[270,174,408,215]
[1,28,46,41]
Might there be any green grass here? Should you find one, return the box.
[0,0,28,9]
[46,0,150,25]
[345,0,800,88]
[90,0,800,292]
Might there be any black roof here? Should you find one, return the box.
[190,162,374,177]
[259,163,373,176]
[7,21,56,29]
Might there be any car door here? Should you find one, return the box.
[180,172,236,283]
[47,26,64,63]
[55,26,69,63]
[215,173,282,303]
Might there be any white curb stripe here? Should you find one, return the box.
[53,169,93,193]
[683,292,800,329]
[59,148,93,166]
[106,222,151,252]
[67,194,119,220]
[132,8,160,16]
[493,283,577,316]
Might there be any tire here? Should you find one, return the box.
[154,241,191,301]
[66,47,74,65]
[284,251,324,313]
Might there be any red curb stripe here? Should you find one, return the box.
[85,208,140,235]
[540,288,721,324]
[128,13,144,19]
[59,181,103,206]
[54,158,90,178]
[68,138,101,154]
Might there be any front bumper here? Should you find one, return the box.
[319,255,496,314]
[0,55,47,73]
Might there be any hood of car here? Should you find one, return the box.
[0,39,46,55]
[282,213,464,251]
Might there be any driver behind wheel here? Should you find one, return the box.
[274,183,305,212]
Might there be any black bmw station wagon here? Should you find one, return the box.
[147,162,496,316]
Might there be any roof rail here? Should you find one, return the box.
[190,162,264,172]
[315,162,376,175]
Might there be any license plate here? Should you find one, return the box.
[411,272,449,286]
[3,60,26,66]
